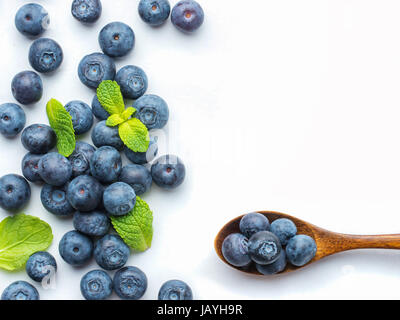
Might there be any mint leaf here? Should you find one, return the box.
[119,118,150,153]
[46,98,76,157]
[110,197,153,252]
[0,214,53,271]
[97,81,125,115]
[106,107,136,127]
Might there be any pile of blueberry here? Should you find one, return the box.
[0,0,202,300]
[222,213,317,275]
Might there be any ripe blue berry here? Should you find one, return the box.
[0,174,31,212]
[80,270,112,300]
[15,3,49,37]
[71,0,102,23]
[94,234,130,270]
[59,230,93,266]
[115,65,148,99]
[26,252,57,282]
[1,281,39,300]
[171,0,204,33]
[138,0,171,26]
[0,103,26,138]
[78,53,116,89]
[29,38,63,73]
[98,22,135,58]
[41,183,74,217]
[65,101,94,135]
[113,266,147,300]
[11,71,43,105]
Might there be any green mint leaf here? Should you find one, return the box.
[106,107,136,127]
[97,80,125,115]
[0,214,53,271]
[46,98,76,157]
[121,107,136,120]
[110,197,153,252]
[119,118,150,153]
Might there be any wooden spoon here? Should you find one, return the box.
[215,211,400,275]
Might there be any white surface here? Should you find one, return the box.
[1,0,400,300]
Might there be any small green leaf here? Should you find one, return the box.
[121,107,136,121]
[0,214,53,271]
[46,98,76,157]
[119,118,150,152]
[97,81,125,115]
[110,197,153,252]
[106,114,125,127]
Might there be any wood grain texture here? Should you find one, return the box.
[214,211,400,275]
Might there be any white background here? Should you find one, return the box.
[1,0,400,300]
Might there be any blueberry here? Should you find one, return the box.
[151,155,185,189]
[270,218,297,246]
[98,22,135,58]
[239,213,270,239]
[90,146,122,183]
[138,0,171,26]
[1,281,39,300]
[158,280,193,300]
[115,65,148,100]
[59,230,93,266]
[26,252,57,282]
[0,174,31,212]
[72,0,102,23]
[67,175,103,212]
[286,235,317,267]
[113,266,147,300]
[21,124,56,154]
[68,141,96,178]
[171,0,204,33]
[0,103,26,138]
[124,136,158,165]
[133,94,169,130]
[41,183,74,217]
[94,234,130,270]
[103,182,136,216]
[91,95,110,120]
[15,3,49,37]
[38,152,72,186]
[119,164,152,195]
[80,270,113,300]
[255,250,287,275]
[73,210,110,236]
[91,120,124,150]
[78,53,116,89]
[21,153,43,183]
[248,231,282,265]
[65,101,94,135]
[221,233,251,267]
[28,38,63,73]
[11,71,43,105]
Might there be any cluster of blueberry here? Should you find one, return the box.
[222,213,317,275]
[0,0,197,300]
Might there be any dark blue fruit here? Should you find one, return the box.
[21,153,43,183]
[73,210,110,236]
[11,71,43,105]
[255,250,287,275]
[91,120,124,150]
[113,266,147,300]
[41,183,74,217]
[26,252,57,282]
[21,124,56,154]
[98,22,135,58]
[94,234,130,270]
[0,103,26,138]
[65,101,94,135]
[68,141,96,178]
[124,136,158,165]
[119,164,152,195]
[248,231,282,265]
[270,218,297,246]
[91,94,110,120]
[29,38,63,73]
[38,152,72,186]
[90,146,122,183]
[222,233,251,267]
[59,230,93,266]
[78,53,116,89]
[115,65,148,99]
[138,0,171,26]
[71,0,102,23]
[15,3,49,37]
[171,0,204,33]
[239,213,270,239]
[80,270,113,300]
[151,155,185,189]
[0,174,31,212]
[133,94,169,130]
[67,175,103,212]
[103,182,136,216]
[158,280,193,300]
[286,235,317,267]
[1,281,39,300]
